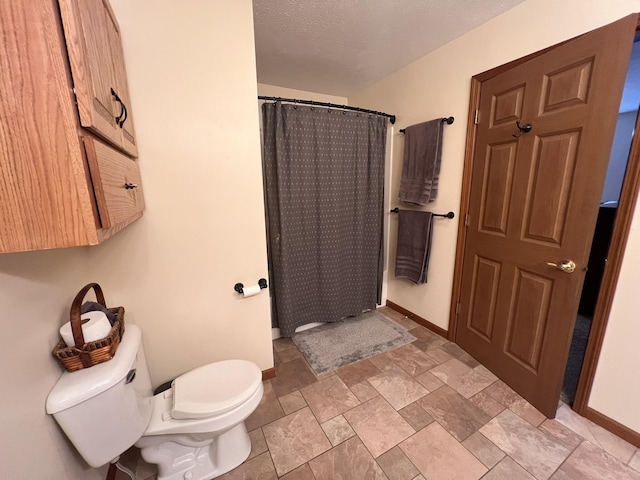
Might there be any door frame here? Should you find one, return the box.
[448,17,640,431]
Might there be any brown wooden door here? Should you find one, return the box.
[456,15,638,418]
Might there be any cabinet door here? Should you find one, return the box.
[83,137,144,230]
[59,0,138,157]
[108,19,138,157]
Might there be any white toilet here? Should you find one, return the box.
[46,325,264,480]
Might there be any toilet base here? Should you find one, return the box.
[138,422,252,480]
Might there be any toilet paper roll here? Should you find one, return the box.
[59,311,112,347]
[242,284,262,298]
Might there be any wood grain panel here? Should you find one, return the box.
[83,137,144,229]
[0,0,96,252]
[522,131,580,245]
[467,256,501,341]
[541,58,594,114]
[505,269,553,372]
[58,0,120,147]
[58,0,138,157]
[479,142,517,235]
[490,85,525,127]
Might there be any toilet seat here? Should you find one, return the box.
[142,379,263,437]
[171,359,262,420]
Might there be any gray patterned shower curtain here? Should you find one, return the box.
[262,102,388,337]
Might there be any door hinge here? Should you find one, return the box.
[456,303,461,315]
[474,109,479,125]
[464,214,470,227]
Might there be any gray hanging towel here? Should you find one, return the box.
[395,210,434,284]
[398,119,444,205]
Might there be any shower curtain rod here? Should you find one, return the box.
[258,96,396,124]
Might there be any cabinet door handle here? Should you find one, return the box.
[124,182,138,190]
[110,88,125,126]
[118,101,128,128]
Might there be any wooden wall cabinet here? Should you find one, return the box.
[0,0,144,254]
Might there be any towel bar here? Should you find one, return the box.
[390,208,454,219]
[399,117,454,133]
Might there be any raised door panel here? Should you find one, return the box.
[540,59,594,114]
[83,137,144,230]
[466,256,502,342]
[490,85,526,127]
[478,142,517,236]
[504,269,554,372]
[521,131,580,246]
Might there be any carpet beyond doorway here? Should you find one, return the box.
[291,310,416,375]
[561,314,592,404]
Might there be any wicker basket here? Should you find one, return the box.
[52,283,125,372]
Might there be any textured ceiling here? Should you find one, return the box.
[253,0,526,96]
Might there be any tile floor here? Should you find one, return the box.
[118,307,640,480]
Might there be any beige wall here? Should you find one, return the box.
[589,202,640,432]
[97,0,271,387]
[349,0,640,433]
[0,249,105,479]
[258,83,348,105]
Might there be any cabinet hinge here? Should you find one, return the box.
[464,214,470,227]
[474,109,479,125]
[456,303,461,315]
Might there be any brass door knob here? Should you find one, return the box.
[545,260,576,273]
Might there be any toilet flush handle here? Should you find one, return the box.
[125,369,137,384]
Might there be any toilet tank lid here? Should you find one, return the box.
[171,359,262,419]
[46,325,142,414]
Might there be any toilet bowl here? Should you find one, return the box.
[46,325,264,480]
[136,360,264,479]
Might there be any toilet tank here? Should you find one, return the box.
[46,325,154,467]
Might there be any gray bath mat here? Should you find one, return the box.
[292,310,416,375]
